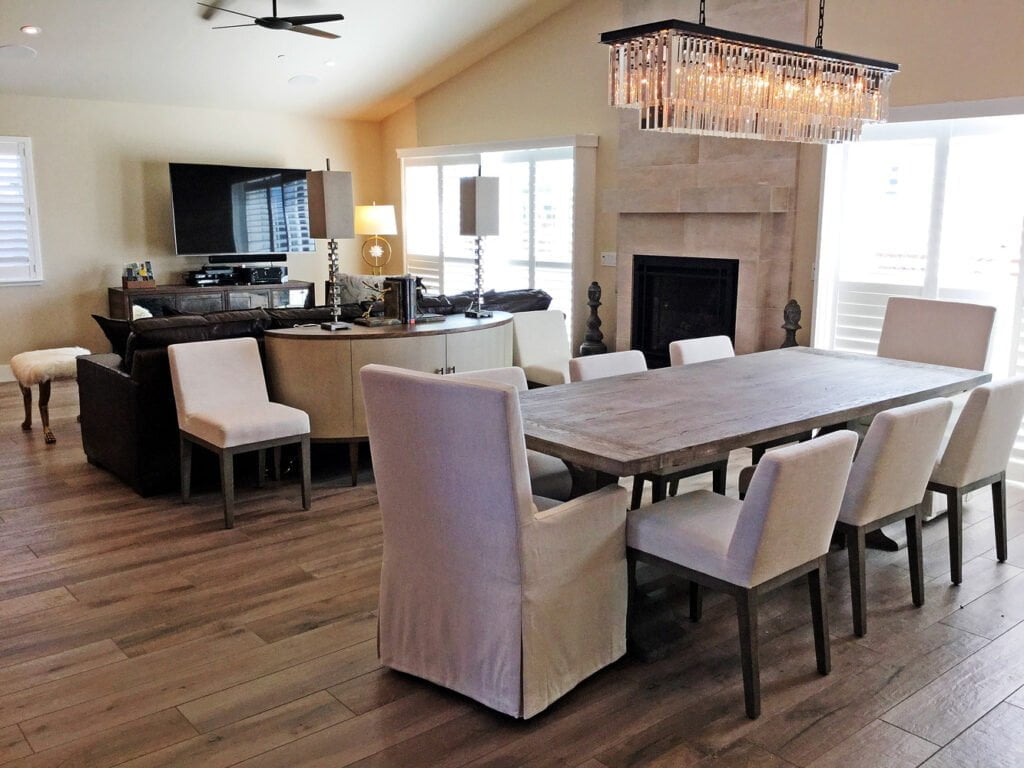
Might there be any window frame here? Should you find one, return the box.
[0,136,44,285]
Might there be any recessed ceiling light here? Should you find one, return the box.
[277,54,287,62]
[19,25,41,35]
[325,60,336,67]
[0,44,37,60]
[288,74,319,87]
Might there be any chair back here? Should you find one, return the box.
[878,297,995,371]
[730,431,857,586]
[569,350,647,382]
[167,338,268,428]
[934,377,1024,487]
[841,398,953,526]
[512,310,570,368]
[669,335,735,366]
[448,366,528,392]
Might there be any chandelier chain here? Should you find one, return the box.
[698,0,706,25]
[815,0,825,48]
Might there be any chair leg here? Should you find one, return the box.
[808,559,831,675]
[735,589,761,719]
[668,478,680,497]
[272,446,282,481]
[689,581,703,622]
[630,477,644,511]
[220,451,235,529]
[906,508,925,607]
[993,473,1008,563]
[180,436,192,503]
[349,442,359,487]
[626,551,638,651]
[847,525,868,637]
[712,462,727,495]
[651,477,668,504]
[19,385,32,431]
[300,436,312,511]
[38,381,55,444]
[946,489,964,585]
[256,450,266,488]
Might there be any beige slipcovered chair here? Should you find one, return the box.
[511,310,571,386]
[927,377,1024,585]
[168,338,311,529]
[668,335,735,366]
[877,297,995,371]
[449,366,572,501]
[361,364,629,718]
[836,398,953,636]
[627,431,857,719]
[569,350,727,507]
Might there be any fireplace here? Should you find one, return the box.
[631,255,739,368]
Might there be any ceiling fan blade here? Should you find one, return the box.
[212,22,256,29]
[290,25,340,39]
[280,14,345,25]
[196,2,258,20]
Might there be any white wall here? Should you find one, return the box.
[0,92,381,370]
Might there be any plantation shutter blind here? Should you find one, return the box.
[0,138,42,283]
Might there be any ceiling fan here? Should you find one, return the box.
[197,0,344,39]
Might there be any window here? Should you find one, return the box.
[814,113,1024,475]
[233,174,312,254]
[0,137,43,284]
[400,138,593,326]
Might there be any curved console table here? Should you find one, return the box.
[265,312,513,484]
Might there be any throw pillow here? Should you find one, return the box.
[91,314,131,358]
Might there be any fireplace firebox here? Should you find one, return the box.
[631,255,739,368]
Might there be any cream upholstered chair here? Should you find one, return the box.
[836,399,953,636]
[512,310,571,386]
[927,377,1024,585]
[449,366,572,501]
[628,431,857,719]
[168,338,311,529]
[361,364,628,719]
[878,297,995,371]
[569,350,727,507]
[668,335,735,366]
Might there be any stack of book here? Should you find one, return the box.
[383,276,418,324]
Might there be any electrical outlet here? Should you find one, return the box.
[600,251,617,267]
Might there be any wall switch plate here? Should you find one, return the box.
[600,251,617,267]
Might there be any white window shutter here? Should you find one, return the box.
[0,138,42,283]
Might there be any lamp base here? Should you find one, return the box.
[320,320,352,331]
[465,308,492,319]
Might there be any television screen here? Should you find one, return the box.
[169,162,315,257]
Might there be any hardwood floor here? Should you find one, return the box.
[1,379,1023,766]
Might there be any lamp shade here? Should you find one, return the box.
[306,170,354,239]
[354,204,397,236]
[460,176,499,237]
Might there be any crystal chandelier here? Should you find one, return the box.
[601,0,899,144]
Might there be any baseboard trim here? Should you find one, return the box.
[0,365,13,384]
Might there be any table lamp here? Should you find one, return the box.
[307,162,355,331]
[354,203,397,275]
[460,176,499,319]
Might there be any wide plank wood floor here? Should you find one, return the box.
[1,380,1023,766]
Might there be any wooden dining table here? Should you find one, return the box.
[519,347,991,487]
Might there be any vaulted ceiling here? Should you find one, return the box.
[0,0,577,121]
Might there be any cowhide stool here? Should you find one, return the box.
[10,347,89,444]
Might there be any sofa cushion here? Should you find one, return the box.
[91,314,131,358]
[203,308,271,339]
[124,316,210,371]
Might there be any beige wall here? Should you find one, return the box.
[0,92,381,369]
[379,102,418,271]
[410,0,622,345]
[791,0,1024,344]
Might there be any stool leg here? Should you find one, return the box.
[19,385,31,431]
[220,451,235,529]
[38,381,55,444]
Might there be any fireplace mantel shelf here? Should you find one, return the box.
[603,185,793,215]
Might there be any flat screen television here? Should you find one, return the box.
[169,162,315,261]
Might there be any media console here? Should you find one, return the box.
[108,281,315,320]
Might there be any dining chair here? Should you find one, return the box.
[627,430,857,719]
[361,363,629,719]
[168,337,311,529]
[878,297,995,372]
[511,310,571,386]
[568,350,727,508]
[450,365,573,501]
[835,398,953,636]
[927,376,1024,585]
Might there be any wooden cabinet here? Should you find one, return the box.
[265,314,514,441]
[108,282,315,320]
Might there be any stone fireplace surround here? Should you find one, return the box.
[608,0,806,355]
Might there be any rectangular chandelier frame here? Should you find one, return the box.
[601,20,900,144]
